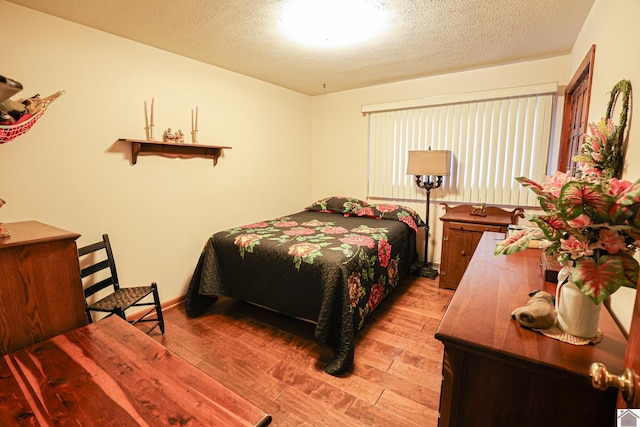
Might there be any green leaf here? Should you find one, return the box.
[609,179,640,223]
[559,181,614,221]
[620,253,640,290]
[538,196,559,213]
[329,245,354,258]
[572,255,636,304]
[530,215,564,240]
[516,176,544,193]
[494,229,531,257]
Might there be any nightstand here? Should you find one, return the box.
[439,203,524,290]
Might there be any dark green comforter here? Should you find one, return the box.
[186,207,420,375]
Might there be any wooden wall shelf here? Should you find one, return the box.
[119,139,231,166]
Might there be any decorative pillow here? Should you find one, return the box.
[305,196,369,214]
[350,203,425,233]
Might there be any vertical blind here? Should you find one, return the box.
[364,83,558,207]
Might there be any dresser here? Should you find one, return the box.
[0,221,87,355]
[438,203,523,289]
[435,232,625,427]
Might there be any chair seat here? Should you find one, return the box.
[79,234,164,334]
[89,286,154,311]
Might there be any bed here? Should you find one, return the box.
[185,196,422,375]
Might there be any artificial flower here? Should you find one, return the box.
[495,117,640,304]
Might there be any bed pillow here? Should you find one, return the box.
[305,196,369,214]
[350,203,425,233]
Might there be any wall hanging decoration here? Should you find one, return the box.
[574,79,631,179]
[0,90,65,144]
[495,79,638,341]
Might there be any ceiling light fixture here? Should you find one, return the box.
[279,0,388,48]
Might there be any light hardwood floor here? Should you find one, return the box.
[152,276,454,426]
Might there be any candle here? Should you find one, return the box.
[144,101,150,139]
[195,106,198,131]
[150,97,155,126]
[191,109,194,132]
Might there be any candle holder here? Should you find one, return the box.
[149,124,155,140]
[191,129,198,143]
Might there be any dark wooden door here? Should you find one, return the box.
[618,287,640,408]
[560,77,589,175]
[558,45,595,174]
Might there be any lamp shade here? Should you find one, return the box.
[406,150,451,176]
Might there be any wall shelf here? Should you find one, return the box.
[119,139,231,166]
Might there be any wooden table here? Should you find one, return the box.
[435,232,626,427]
[0,316,271,426]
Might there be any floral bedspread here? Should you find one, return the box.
[186,203,421,375]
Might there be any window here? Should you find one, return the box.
[364,83,558,207]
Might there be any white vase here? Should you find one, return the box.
[556,280,601,339]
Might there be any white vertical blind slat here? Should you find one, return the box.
[366,88,556,207]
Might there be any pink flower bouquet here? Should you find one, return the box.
[495,119,640,304]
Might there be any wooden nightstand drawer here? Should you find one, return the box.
[446,222,503,233]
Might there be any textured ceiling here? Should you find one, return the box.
[7,0,594,95]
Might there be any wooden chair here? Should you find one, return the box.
[78,234,165,334]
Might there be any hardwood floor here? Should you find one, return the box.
[151,276,454,426]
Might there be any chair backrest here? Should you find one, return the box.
[78,234,120,298]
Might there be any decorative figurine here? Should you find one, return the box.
[163,128,175,142]
[511,290,556,329]
[0,198,9,237]
[470,203,486,216]
[175,129,185,143]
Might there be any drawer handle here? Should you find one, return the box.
[461,251,466,256]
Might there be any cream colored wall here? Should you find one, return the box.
[571,0,640,332]
[1,3,312,302]
[571,0,640,180]
[310,57,570,264]
[5,1,636,313]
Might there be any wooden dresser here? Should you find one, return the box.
[0,221,87,355]
[435,232,626,427]
[438,204,523,290]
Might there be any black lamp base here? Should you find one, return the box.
[410,261,439,279]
